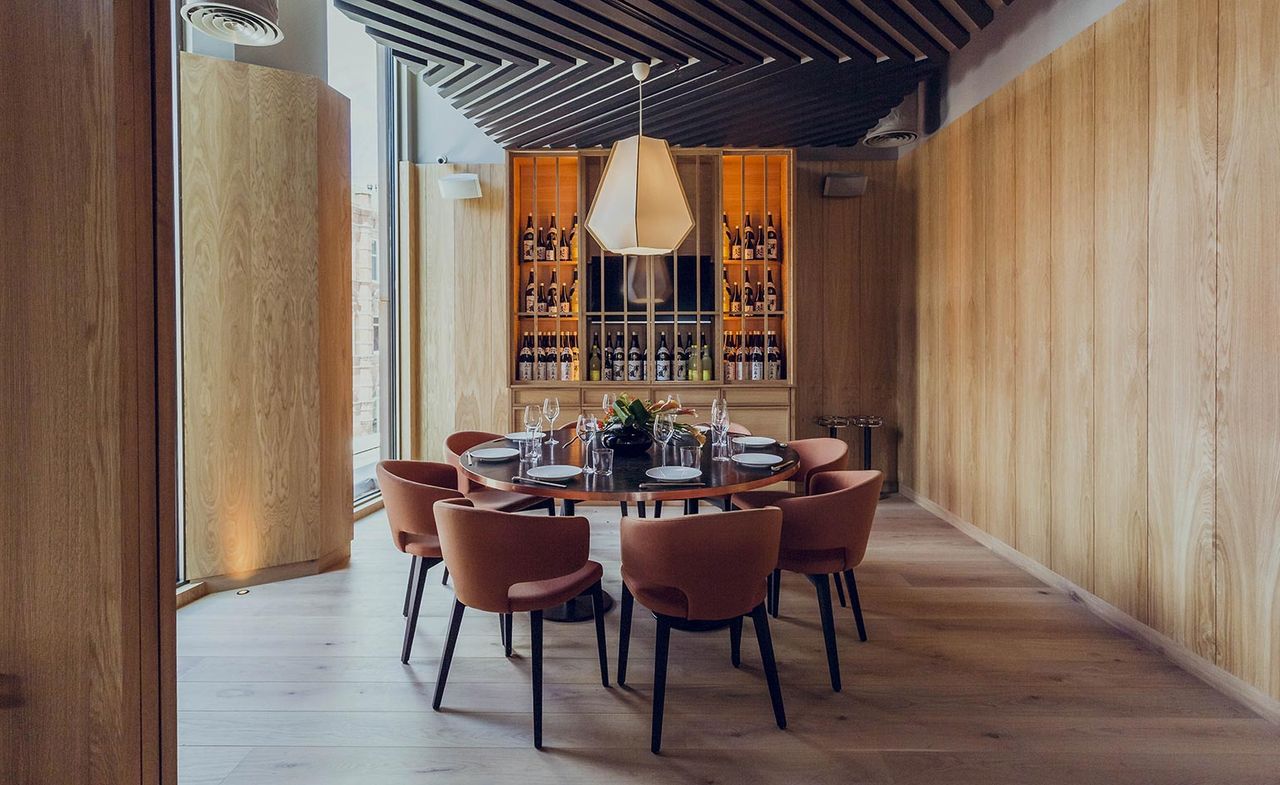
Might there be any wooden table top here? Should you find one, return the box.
[459,429,800,502]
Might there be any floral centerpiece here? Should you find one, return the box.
[598,394,702,454]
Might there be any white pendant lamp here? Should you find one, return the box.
[585,63,694,256]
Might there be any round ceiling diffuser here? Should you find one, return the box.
[181,1,284,47]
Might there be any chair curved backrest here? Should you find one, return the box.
[376,460,463,553]
[443,430,503,494]
[433,499,591,613]
[694,421,752,436]
[620,508,782,621]
[788,437,850,493]
[775,470,883,569]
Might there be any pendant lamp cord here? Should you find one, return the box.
[638,78,644,136]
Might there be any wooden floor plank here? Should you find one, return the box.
[178,499,1279,783]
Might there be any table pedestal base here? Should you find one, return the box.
[544,588,615,623]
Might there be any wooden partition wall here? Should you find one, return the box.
[180,53,353,587]
[898,0,1280,706]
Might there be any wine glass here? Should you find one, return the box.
[602,392,616,414]
[576,413,599,473]
[543,396,561,444]
[523,404,543,439]
[652,413,675,462]
[710,397,731,461]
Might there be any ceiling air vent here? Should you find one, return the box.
[862,91,921,148]
[181,1,284,47]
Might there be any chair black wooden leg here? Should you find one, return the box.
[617,584,634,685]
[653,500,662,518]
[401,557,432,662]
[431,598,466,707]
[811,574,841,692]
[620,501,629,518]
[721,496,732,511]
[498,612,513,656]
[750,603,786,729]
[544,498,555,515]
[590,581,610,687]
[770,568,782,618]
[564,499,575,515]
[505,612,514,655]
[833,571,847,607]
[531,609,544,749]
[637,501,646,518]
[843,568,867,641]
[441,565,449,586]
[651,616,672,754]
[729,616,743,668]
[684,498,697,515]
[402,556,419,617]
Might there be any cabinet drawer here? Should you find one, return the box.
[723,387,791,407]
[730,407,792,440]
[512,387,578,406]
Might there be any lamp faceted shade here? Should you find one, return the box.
[585,135,694,255]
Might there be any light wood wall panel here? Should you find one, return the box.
[898,0,1280,703]
[0,0,175,780]
[180,53,353,584]
[1048,28,1096,591]
[405,163,511,460]
[1012,58,1054,566]
[1216,0,1280,700]
[1092,0,1150,620]
[791,159,904,485]
[1146,0,1218,659]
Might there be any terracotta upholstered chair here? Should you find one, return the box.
[431,499,609,750]
[376,460,464,663]
[739,470,883,692]
[731,437,849,614]
[617,508,786,754]
[444,431,556,515]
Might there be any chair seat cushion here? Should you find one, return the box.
[508,561,604,613]
[404,534,442,559]
[777,547,847,576]
[620,567,690,619]
[467,488,547,513]
[730,489,796,510]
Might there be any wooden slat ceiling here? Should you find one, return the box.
[336,0,1016,148]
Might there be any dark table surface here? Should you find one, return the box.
[459,428,800,502]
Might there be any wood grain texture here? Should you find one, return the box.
[176,500,1280,784]
[1092,0,1150,620]
[180,53,353,582]
[414,163,512,460]
[0,0,174,781]
[1012,57,1054,566]
[1216,0,1280,700]
[1048,27,1096,591]
[1146,0,1218,660]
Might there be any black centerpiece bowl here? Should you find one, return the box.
[599,424,654,455]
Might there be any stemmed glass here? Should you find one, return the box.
[710,396,731,461]
[602,392,616,415]
[523,404,543,439]
[543,396,561,444]
[652,413,676,463]
[576,413,599,473]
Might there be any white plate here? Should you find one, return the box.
[505,431,545,441]
[645,466,702,481]
[733,435,776,448]
[694,424,711,433]
[526,464,583,480]
[731,452,783,467]
[470,447,519,462]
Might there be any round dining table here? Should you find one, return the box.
[459,428,800,622]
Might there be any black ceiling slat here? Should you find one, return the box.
[804,0,916,61]
[337,0,534,64]
[947,0,995,28]
[899,0,969,49]
[758,0,879,62]
[349,0,1011,147]
[649,0,800,63]
[856,0,948,61]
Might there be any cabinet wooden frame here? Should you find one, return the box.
[507,147,795,392]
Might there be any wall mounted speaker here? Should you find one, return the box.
[822,173,867,198]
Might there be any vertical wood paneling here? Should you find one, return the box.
[859,160,901,482]
[1216,0,1280,699]
[1147,0,1218,659]
[982,83,1018,545]
[181,54,353,582]
[1013,57,1054,566]
[1049,29,1097,591]
[792,160,829,442]
[1093,0,1150,619]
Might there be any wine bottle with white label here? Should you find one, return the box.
[524,270,536,312]
[765,212,780,261]
[655,333,671,381]
[522,214,536,262]
[627,331,642,381]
